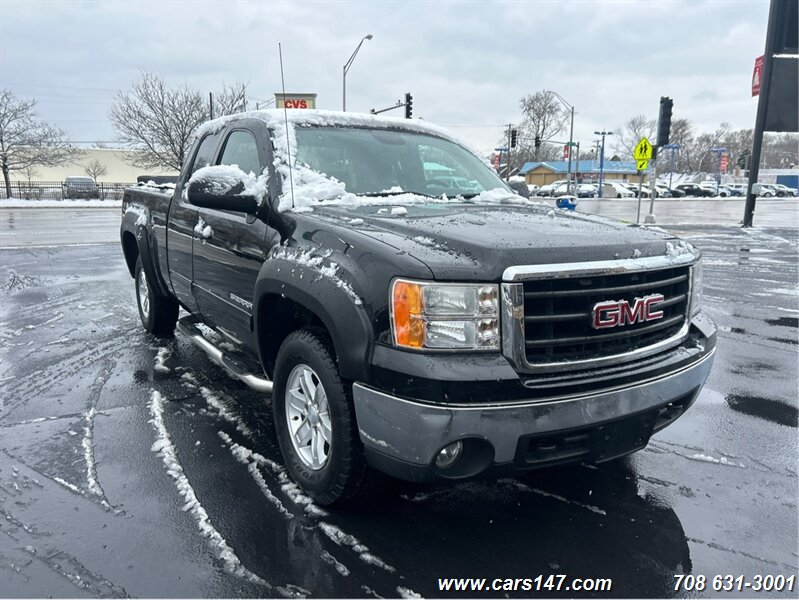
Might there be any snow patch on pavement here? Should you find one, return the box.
[154,347,171,373]
[217,431,293,519]
[148,390,268,587]
[319,522,397,573]
[510,480,607,516]
[199,386,253,437]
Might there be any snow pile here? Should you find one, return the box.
[275,162,351,212]
[154,347,171,374]
[188,165,269,207]
[148,390,268,587]
[665,240,695,258]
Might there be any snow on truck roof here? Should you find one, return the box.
[194,109,462,146]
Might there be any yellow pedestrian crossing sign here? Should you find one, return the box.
[636,159,649,171]
[634,137,653,160]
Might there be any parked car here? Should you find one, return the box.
[752,183,775,197]
[601,181,635,198]
[775,184,797,197]
[63,176,100,199]
[674,183,715,197]
[768,183,796,197]
[724,183,746,197]
[539,179,568,197]
[667,186,686,198]
[526,183,540,196]
[120,109,715,504]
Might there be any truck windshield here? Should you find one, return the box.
[294,126,509,198]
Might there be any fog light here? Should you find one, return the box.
[435,441,463,469]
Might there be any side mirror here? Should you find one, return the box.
[187,167,259,215]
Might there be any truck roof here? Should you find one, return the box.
[194,109,463,149]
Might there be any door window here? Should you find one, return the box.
[218,130,261,175]
[190,135,219,175]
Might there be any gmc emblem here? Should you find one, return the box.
[592,294,665,329]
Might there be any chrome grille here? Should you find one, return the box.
[522,266,690,364]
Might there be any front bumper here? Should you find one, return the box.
[354,315,715,482]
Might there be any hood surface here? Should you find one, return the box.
[305,201,680,281]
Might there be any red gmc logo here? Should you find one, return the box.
[592,294,665,329]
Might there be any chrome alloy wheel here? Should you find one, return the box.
[137,268,150,320]
[285,364,332,470]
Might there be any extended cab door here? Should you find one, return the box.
[166,132,222,312]
[191,124,272,347]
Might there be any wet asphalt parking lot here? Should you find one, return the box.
[0,203,797,598]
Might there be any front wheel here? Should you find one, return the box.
[135,256,178,337]
[273,329,369,505]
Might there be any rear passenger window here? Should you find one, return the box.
[190,135,218,175]
[218,130,261,175]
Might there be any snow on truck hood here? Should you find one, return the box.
[191,109,512,213]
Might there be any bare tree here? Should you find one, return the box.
[85,158,108,182]
[214,83,249,115]
[109,73,250,172]
[0,90,80,198]
[612,114,656,159]
[518,91,568,161]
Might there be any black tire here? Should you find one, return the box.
[134,256,178,337]
[273,328,369,505]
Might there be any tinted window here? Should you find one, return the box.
[190,135,219,176]
[218,130,261,175]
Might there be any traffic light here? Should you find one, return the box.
[534,135,541,148]
[657,96,673,147]
[404,93,413,119]
[510,128,518,148]
[737,149,751,169]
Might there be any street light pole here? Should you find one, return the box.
[594,130,612,198]
[663,143,682,190]
[547,91,575,193]
[342,34,373,112]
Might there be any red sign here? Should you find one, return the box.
[720,154,729,173]
[492,154,500,170]
[563,145,570,159]
[284,99,310,108]
[752,55,764,96]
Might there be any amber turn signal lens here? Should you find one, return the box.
[392,280,425,348]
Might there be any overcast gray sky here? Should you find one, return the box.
[1,0,770,156]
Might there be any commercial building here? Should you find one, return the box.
[519,160,646,187]
[15,148,177,183]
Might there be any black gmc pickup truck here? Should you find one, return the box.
[120,110,716,505]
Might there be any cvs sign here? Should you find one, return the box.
[274,93,317,109]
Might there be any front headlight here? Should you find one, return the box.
[690,260,703,316]
[391,279,499,351]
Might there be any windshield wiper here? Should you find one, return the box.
[358,191,437,198]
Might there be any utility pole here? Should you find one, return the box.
[209,92,214,119]
[594,131,612,198]
[506,124,513,182]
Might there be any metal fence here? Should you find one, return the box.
[1,181,137,201]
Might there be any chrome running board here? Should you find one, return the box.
[177,316,273,393]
